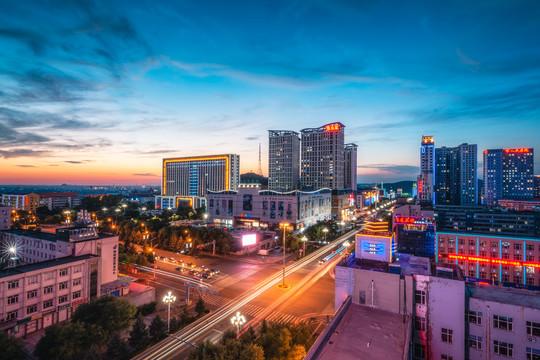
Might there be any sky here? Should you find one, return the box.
[1,0,540,185]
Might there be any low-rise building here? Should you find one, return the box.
[393,206,436,259]
[38,192,80,210]
[498,199,540,212]
[1,193,40,212]
[207,184,331,229]
[0,206,11,230]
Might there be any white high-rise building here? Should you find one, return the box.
[419,136,435,203]
[300,122,345,190]
[268,130,300,191]
[344,143,358,190]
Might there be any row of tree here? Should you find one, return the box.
[188,320,311,360]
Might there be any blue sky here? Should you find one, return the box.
[0,0,539,184]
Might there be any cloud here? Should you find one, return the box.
[357,164,419,178]
[132,173,159,177]
[0,28,47,55]
[457,48,481,66]
[0,149,48,158]
[64,160,94,164]
[16,164,36,168]
[245,136,260,141]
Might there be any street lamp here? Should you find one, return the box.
[323,228,329,243]
[122,203,127,215]
[301,236,308,256]
[279,223,289,288]
[163,291,176,332]
[231,311,246,333]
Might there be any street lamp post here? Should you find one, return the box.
[280,223,289,288]
[231,311,246,333]
[302,236,308,257]
[323,227,329,243]
[163,291,176,332]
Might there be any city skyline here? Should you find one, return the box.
[1,1,540,185]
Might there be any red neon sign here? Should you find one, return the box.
[504,148,530,153]
[418,180,422,194]
[325,124,341,132]
[446,254,540,268]
[395,216,432,224]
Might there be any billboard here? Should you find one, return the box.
[242,234,257,247]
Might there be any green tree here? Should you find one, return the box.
[220,328,237,345]
[289,322,311,348]
[243,343,265,360]
[169,316,179,333]
[129,315,150,350]
[0,330,27,360]
[187,340,219,360]
[286,344,307,360]
[195,297,206,317]
[34,322,92,360]
[72,296,137,336]
[106,332,130,360]
[149,314,168,341]
[277,328,292,358]
[179,307,191,327]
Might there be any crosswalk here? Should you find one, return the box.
[201,293,231,307]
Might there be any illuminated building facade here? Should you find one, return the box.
[419,136,435,203]
[498,199,540,212]
[434,143,478,206]
[300,122,345,190]
[344,143,358,190]
[535,175,540,198]
[1,193,40,212]
[484,148,534,205]
[393,215,436,258]
[157,154,240,209]
[38,193,80,210]
[355,221,395,263]
[268,130,300,191]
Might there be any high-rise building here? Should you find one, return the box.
[344,143,358,190]
[268,130,300,191]
[535,175,540,198]
[419,136,435,203]
[483,148,534,205]
[157,154,240,209]
[300,122,345,190]
[434,143,477,205]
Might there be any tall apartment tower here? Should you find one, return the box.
[300,122,345,190]
[344,143,358,190]
[419,136,435,203]
[268,130,300,191]
[434,143,477,205]
[484,148,534,205]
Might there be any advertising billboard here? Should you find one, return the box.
[242,234,257,247]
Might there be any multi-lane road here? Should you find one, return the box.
[133,228,359,360]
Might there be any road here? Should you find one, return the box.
[133,228,358,360]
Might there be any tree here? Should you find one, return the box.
[169,316,179,333]
[187,340,219,360]
[0,330,27,360]
[106,332,130,360]
[195,297,206,317]
[72,295,137,335]
[179,306,191,327]
[129,315,150,350]
[149,314,167,341]
[286,344,307,360]
[242,343,265,360]
[277,328,292,358]
[34,322,92,360]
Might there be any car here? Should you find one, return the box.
[189,270,198,275]
[210,269,220,275]
[175,267,183,271]
[202,273,211,279]
[318,260,325,265]
[177,259,184,263]
[201,265,207,269]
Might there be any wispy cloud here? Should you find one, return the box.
[0,149,48,158]
[16,164,36,168]
[132,173,159,177]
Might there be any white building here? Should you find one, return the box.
[268,130,300,191]
[0,206,11,230]
[207,184,331,229]
[344,143,358,190]
[419,135,435,203]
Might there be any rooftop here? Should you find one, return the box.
[0,255,97,278]
[342,253,431,276]
[1,228,116,242]
[469,283,540,310]
[315,303,407,360]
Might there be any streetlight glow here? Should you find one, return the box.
[231,311,246,333]
[163,291,176,332]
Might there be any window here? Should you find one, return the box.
[459,239,465,245]
[468,249,475,255]
[73,265,82,273]
[413,343,425,359]
[43,299,53,309]
[6,310,18,321]
[441,355,453,360]
[26,304,38,315]
[527,244,535,251]
[502,252,510,259]
[515,243,522,250]
[494,315,513,331]
[58,295,68,303]
[526,347,540,360]
[502,242,510,249]
[479,271,487,279]
[73,278,82,286]
[415,290,426,305]
[415,316,426,331]
[491,241,498,248]
[7,280,19,289]
[441,328,453,343]
[468,335,482,350]
[59,281,68,290]
[7,295,19,305]
[528,277,536,286]
[527,321,540,337]
[514,254,521,261]
[480,240,487,247]
[469,240,476,246]
[44,271,55,280]
[59,268,68,277]
[466,310,483,325]
[527,254,535,262]
[494,340,513,357]
[27,275,39,285]
[27,289,38,299]
[515,276,522,284]
[44,285,54,294]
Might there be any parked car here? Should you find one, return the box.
[210,269,220,275]
[202,272,211,279]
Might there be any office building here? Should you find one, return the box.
[300,122,345,190]
[207,184,331,229]
[435,143,478,205]
[483,148,534,205]
[268,130,300,191]
[1,193,40,212]
[434,205,540,238]
[157,154,240,209]
[0,206,11,231]
[344,143,358,190]
[393,214,436,259]
[535,175,540,198]
[39,192,80,210]
[419,136,435,203]
[498,199,540,212]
